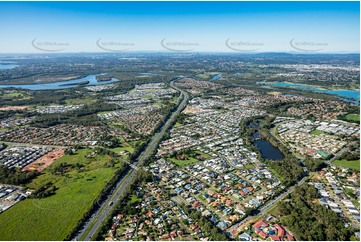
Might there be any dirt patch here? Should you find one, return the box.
[0,106,28,111]
[268,91,282,95]
[22,148,65,172]
[182,105,206,114]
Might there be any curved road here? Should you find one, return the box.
[74,81,189,241]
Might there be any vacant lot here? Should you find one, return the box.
[0,148,123,241]
[333,159,360,171]
[0,106,28,111]
[23,148,65,172]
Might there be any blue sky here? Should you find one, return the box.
[0,1,359,53]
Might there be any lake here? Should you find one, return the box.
[0,74,118,90]
[259,82,360,101]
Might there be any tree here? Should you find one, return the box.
[304,158,326,171]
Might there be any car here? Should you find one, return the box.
[109,201,114,206]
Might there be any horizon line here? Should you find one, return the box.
[0,51,360,55]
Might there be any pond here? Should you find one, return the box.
[253,139,285,160]
[250,127,284,161]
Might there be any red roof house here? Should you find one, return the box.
[255,229,268,239]
[270,235,281,241]
[253,220,269,230]
[286,234,295,241]
[275,224,285,237]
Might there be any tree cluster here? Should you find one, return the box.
[181,205,228,240]
[338,151,360,161]
[29,183,58,199]
[277,184,354,241]
[0,165,38,185]
[303,158,327,171]
[264,158,304,186]
[33,100,116,127]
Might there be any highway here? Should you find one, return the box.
[73,81,189,241]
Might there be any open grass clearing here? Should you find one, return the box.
[0,149,122,241]
[345,114,360,122]
[310,129,326,135]
[333,159,360,171]
[169,156,199,167]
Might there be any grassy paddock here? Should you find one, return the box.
[345,114,360,122]
[168,150,211,167]
[333,159,360,171]
[0,149,122,241]
[169,157,199,167]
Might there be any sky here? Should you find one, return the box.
[0,1,359,53]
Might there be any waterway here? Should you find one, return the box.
[0,61,19,70]
[0,74,118,90]
[210,74,222,81]
[258,82,360,101]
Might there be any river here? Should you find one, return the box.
[0,61,19,70]
[258,82,360,101]
[0,74,118,90]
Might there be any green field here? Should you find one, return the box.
[345,114,360,122]
[0,149,122,240]
[111,145,134,154]
[333,159,360,171]
[194,151,211,159]
[141,94,154,99]
[4,92,22,98]
[245,164,255,169]
[169,156,199,167]
[1,90,31,100]
[168,150,211,167]
[310,129,325,135]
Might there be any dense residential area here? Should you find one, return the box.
[0,52,359,241]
